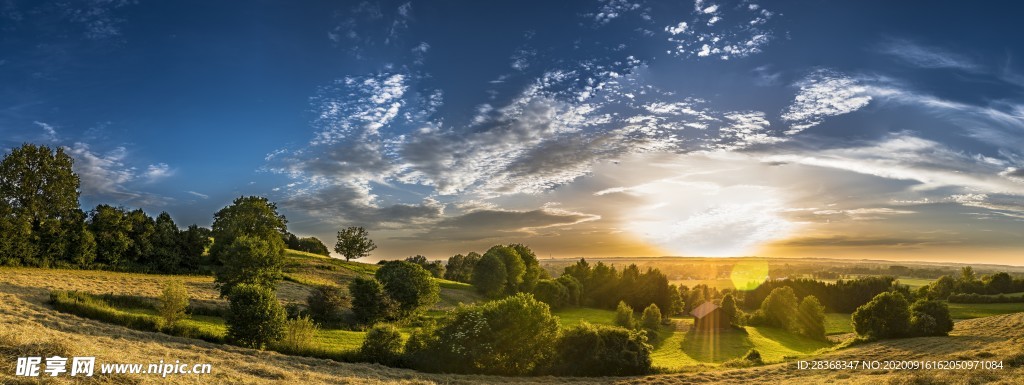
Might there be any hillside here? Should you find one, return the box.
[1,261,1023,383]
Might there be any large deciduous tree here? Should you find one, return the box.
[211,196,287,296]
[334,226,376,261]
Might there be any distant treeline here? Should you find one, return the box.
[743,276,905,313]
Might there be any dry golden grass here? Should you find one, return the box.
[2,266,1023,384]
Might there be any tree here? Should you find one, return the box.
[214,235,284,297]
[125,208,155,266]
[760,286,799,331]
[0,144,86,268]
[510,243,543,293]
[0,144,80,223]
[349,277,395,324]
[533,279,569,310]
[640,304,662,330]
[404,293,560,375]
[909,300,953,337]
[556,275,582,307]
[444,252,481,283]
[852,291,911,339]
[960,266,977,283]
[928,275,956,300]
[359,324,404,365]
[720,293,739,326]
[334,226,376,261]
[306,285,349,325]
[549,322,652,376]
[157,280,190,329]
[985,272,1014,294]
[89,205,134,268]
[225,283,287,349]
[484,245,525,295]
[179,224,211,270]
[796,295,826,340]
[405,255,444,278]
[151,212,182,272]
[472,252,507,297]
[375,261,440,318]
[615,301,635,329]
[210,196,287,262]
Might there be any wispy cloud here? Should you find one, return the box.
[66,142,171,207]
[33,121,58,142]
[877,38,979,71]
[186,190,209,199]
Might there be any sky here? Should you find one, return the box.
[3,0,1024,265]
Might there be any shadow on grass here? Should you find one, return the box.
[679,328,753,363]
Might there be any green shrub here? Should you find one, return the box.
[375,261,440,319]
[48,290,222,343]
[909,300,953,337]
[359,324,404,365]
[615,301,635,329]
[156,280,190,329]
[640,303,662,330]
[852,291,911,339]
[306,285,348,325]
[743,349,763,364]
[555,275,582,306]
[226,283,286,349]
[549,322,652,376]
[349,277,395,325]
[760,287,798,331]
[274,315,319,354]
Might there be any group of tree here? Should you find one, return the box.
[743,276,906,313]
[468,244,547,298]
[349,261,440,325]
[852,291,953,339]
[443,251,481,282]
[393,293,652,376]
[403,255,445,278]
[0,144,211,273]
[283,232,329,256]
[558,259,679,315]
[921,267,1024,301]
[747,287,827,340]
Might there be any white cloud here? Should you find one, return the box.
[781,69,873,134]
[65,142,170,206]
[665,1,778,60]
[186,191,209,199]
[589,0,643,25]
[144,163,173,182]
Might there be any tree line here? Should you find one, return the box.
[0,144,213,273]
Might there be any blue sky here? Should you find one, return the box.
[3,0,1024,264]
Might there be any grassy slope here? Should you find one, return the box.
[948,301,1024,319]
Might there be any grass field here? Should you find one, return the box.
[947,301,1024,319]
[824,313,853,335]
[4,256,1024,384]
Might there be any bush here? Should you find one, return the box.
[156,280,190,329]
[274,315,319,354]
[226,283,287,349]
[472,252,507,297]
[533,279,569,310]
[743,348,763,364]
[615,301,636,329]
[909,300,954,337]
[359,324,404,365]
[306,285,349,325]
[549,322,652,376]
[640,303,662,330]
[404,293,560,375]
[349,277,395,325]
[375,261,440,319]
[852,291,911,339]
